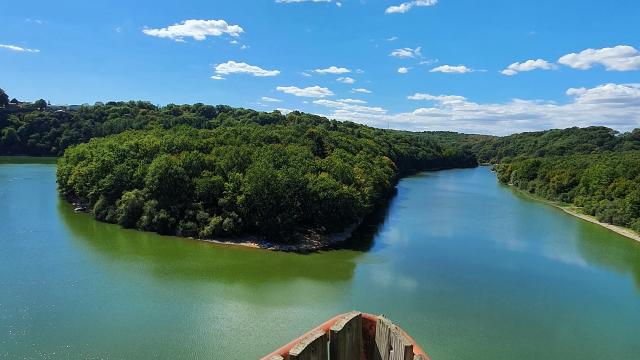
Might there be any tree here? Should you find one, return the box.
[34,99,47,110]
[116,189,146,228]
[0,88,8,108]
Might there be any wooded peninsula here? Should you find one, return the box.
[2,89,639,246]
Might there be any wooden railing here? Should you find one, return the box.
[261,312,430,360]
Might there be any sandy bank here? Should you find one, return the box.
[508,186,640,243]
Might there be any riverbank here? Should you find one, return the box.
[508,186,640,243]
[67,198,360,253]
[194,222,361,252]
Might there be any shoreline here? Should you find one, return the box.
[508,186,640,243]
[67,199,360,253]
[193,222,360,252]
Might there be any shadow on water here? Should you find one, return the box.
[335,188,398,252]
[57,198,368,286]
[576,225,640,289]
[0,156,58,164]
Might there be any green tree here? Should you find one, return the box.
[115,189,146,228]
[0,88,8,108]
[34,99,47,110]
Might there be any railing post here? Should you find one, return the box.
[329,311,363,360]
[289,329,328,360]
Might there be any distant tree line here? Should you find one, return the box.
[483,127,640,233]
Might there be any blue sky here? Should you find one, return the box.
[2,0,640,134]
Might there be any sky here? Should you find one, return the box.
[2,0,640,135]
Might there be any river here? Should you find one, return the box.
[1,159,639,359]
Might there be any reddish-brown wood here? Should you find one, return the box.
[260,312,429,360]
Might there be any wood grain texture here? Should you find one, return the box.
[329,311,363,360]
[289,329,327,360]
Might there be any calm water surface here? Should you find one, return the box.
[1,160,639,359]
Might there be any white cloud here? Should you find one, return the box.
[143,19,243,41]
[261,96,282,102]
[214,61,280,77]
[387,36,399,42]
[314,99,386,114]
[398,67,409,74]
[408,93,467,104]
[390,47,422,58]
[337,76,356,84]
[210,75,225,80]
[314,66,351,74]
[337,98,367,104]
[0,44,40,53]
[276,108,294,115]
[430,65,473,73]
[386,0,438,14]
[351,88,372,94]
[501,59,556,76]
[558,45,640,71]
[566,83,640,105]
[320,83,640,135]
[277,85,334,98]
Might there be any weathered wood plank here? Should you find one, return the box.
[374,316,393,360]
[329,311,363,360]
[389,327,413,360]
[289,329,327,360]
[413,355,428,360]
[374,316,415,360]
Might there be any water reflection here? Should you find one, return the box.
[58,199,364,286]
[576,224,640,289]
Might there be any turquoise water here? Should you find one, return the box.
[1,161,639,359]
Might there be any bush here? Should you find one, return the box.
[116,189,146,228]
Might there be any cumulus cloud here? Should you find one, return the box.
[314,66,351,74]
[351,88,372,94]
[398,67,409,74]
[386,0,438,14]
[261,96,282,102]
[318,83,640,135]
[0,44,40,53]
[501,59,557,76]
[408,93,466,104]
[390,47,422,58]
[558,45,640,71]
[430,65,473,73]
[277,85,334,98]
[337,76,356,84]
[566,83,640,105]
[276,108,294,115]
[314,99,386,114]
[337,98,367,104]
[213,61,280,77]
[143,19,243,41]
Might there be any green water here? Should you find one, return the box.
[1,160,639,359]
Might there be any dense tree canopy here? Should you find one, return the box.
[468,126,640,163]
[52,103,476,241]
